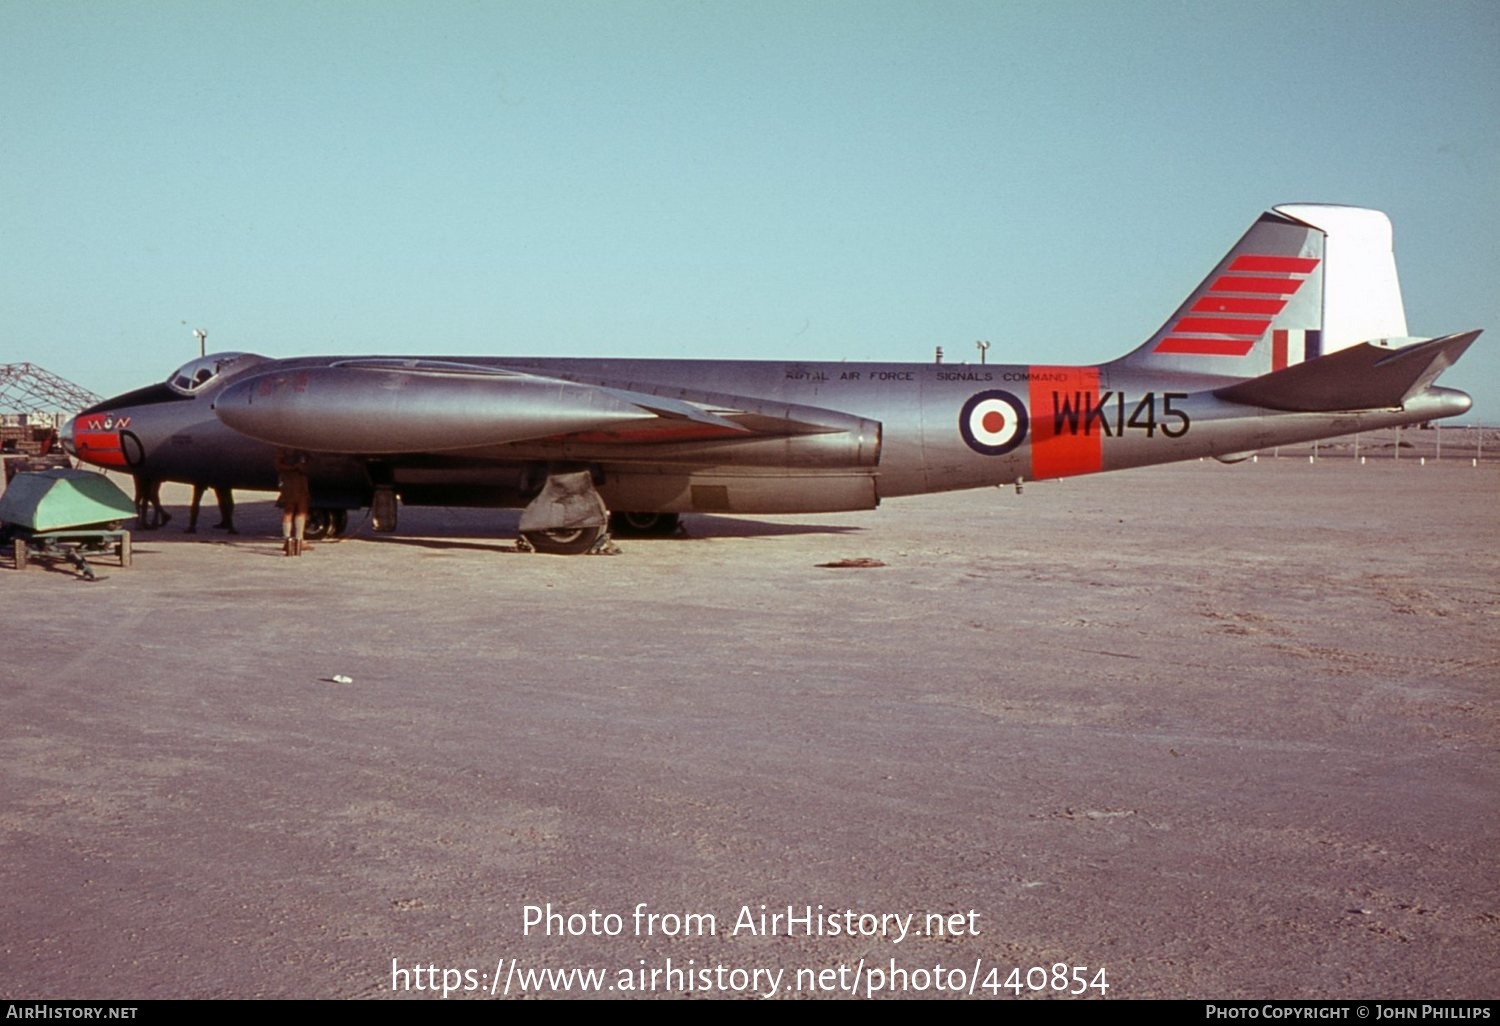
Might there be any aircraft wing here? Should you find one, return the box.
[211,359,878,464]
[1213,330,1481,412]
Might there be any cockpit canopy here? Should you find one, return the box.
[167,352,268,395]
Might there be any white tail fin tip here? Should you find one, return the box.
[1273,205,1408,352]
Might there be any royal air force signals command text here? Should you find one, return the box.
[522,904,981,943]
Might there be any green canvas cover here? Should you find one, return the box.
[0,469,136,532]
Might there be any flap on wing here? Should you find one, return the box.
[1213,330,1479,412]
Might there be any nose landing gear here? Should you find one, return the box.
[304,508,348,541]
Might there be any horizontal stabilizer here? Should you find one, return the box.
[1213,331,1480,412]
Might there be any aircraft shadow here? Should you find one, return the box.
[677,515,865,539]
[361,536,519,554]
[117,500,866,546]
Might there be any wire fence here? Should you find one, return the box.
[1260,424,1498,463]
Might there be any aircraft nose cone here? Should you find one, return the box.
[59,414,77,457]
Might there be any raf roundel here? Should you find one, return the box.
[959,389,1029,456]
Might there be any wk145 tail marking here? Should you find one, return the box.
[1016,366,1197,481]
[1050,390,1191,438]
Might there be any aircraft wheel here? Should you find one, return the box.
[521,526,604,555]
[609,511,680,537]
[304,509,331,540]
[304,509,348,540]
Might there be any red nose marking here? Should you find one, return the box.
[74,430,128,468]
[982,410,1006,434]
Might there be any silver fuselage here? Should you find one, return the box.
[65,354,1471,517]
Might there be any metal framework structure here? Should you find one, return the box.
[0,363,100,415]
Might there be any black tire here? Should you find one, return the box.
[304,509,331,541]
[609,511,680,537]
[521,526,604,555]
[304,508,348,540]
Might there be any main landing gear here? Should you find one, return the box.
[516,471,612,555]
[522,511,680,554]
[518,525,608,555]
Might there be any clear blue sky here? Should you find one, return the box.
[3,1,1496,418]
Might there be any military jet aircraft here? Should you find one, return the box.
[63,204,1478,554]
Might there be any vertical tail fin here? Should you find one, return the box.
[1113,205,1409,379]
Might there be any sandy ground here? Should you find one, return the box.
[1,459,1496,1000]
